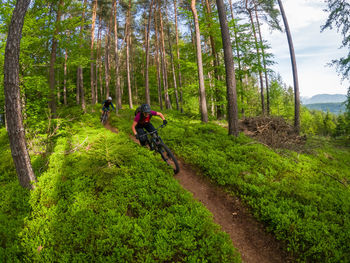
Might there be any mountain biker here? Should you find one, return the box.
[102,97,115,113]
[132,103,167,146]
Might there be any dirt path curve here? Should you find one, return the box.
[104,122,291,263]
[175,160,292,263]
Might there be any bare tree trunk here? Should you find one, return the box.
[174,0,183,112]
[114,0,122,111]
[77,0,87,111]
[105,17,112,99]
[79,67,85,110]
[158,2,171,109]
[96,17,102,102]
[49,0,64,117]
[277,0,300,133]
[4,0,37,189]
[216,0,239,136]
[90,0,97,105]
[246,2,265,115]
[154,14,163,110]
[204,0,223,119]
[167,25,179,110]
[126,0,133,108]
[254,5,270,115]
[191,0,208,122]
[63,49,67,105]
[76,67,80,104]
[57,69,60,104]
[145,0,154,105]
[229,0,244,116]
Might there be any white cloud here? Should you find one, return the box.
[261,0,349,97]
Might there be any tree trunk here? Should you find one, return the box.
[158,3,171,109]
[4,0,37,189]
[167,25,179,111]
[254,4,270,115]
[246,2,265,115]
[105,17,112,99]
[229,0,244,116]
[90,0,97,105]
[96,17,102,102]
[216,0,239,136]
[76,67,80,104]
[204,0,223,119]
[126,0,133,108]
[49,0,64,117]
[277,0,300,133]
[114,0,122,111]
[145,0,154,105]
[191,0,208,123]
[154,13,163,110]
[63,49,67,105]
[78,0,87,111]
[174,0,183,112]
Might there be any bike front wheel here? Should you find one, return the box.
[157,142,180,174]
[101,111,108,125]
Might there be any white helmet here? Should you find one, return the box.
[108,96,112,100]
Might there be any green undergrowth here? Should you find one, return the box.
[112,108,350,263]
[0,107,240,262]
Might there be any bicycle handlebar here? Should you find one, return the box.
[137,124,165,138]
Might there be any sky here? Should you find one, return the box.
[261,0,349,98]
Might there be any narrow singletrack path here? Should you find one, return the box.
[105,122,292,263]
[174,160,292,263]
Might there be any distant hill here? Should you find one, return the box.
[304,102,346,114]
[301,94,347,104]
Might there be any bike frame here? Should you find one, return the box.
[139,125,165,151]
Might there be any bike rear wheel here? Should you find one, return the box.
[158,142,180,174]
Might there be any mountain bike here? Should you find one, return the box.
[139,125,180,174]
[100,110,109,125]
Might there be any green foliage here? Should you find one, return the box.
[114,109,350,262]
[0,108,240,262]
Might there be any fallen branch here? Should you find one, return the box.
[321,171,348,187]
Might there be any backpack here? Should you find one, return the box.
[134,106,141,116]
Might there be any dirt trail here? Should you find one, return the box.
[104,121,291,263]
[175,160,291,263]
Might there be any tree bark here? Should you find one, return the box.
[77,0,87,111]
[158,2,171,109]
[96,17,102,102]
[105,17,112,99]
[126,0,133,108]
[114,0,122,111]
[174,0,183,112]
[63,48,67,105]
[203,0,223,119]
[216,0,239,136]
[191,0,208,123]
[145,0,154,105]
[228,0,244,116]
[254,4,270,115]
[49,0,64,117]
[4,0,37,189]
[167,24,179,111]
[277,0,300,134]
[154,13,163,110]
[90,0,97,105]
[246,1,265,115]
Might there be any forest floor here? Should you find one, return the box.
[104,120,293,263]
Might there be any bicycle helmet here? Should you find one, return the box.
[108,96,112,100]
[141,103,151,114]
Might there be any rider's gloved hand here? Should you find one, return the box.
[135,134,139,139]
[163,119,168,126]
